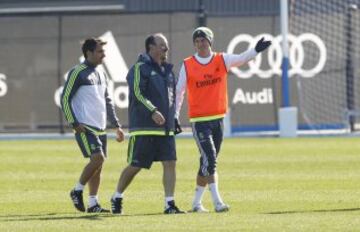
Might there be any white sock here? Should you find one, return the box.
[192,185,206,207]
[165,196,174,209]
[112,191,123,200]
[209,183,224,206]
[88,195,98,208]
[74,182,85,191]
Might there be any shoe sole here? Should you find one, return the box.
[189,209,209,213]
[111,210,123,215]
[87,210,110,213]
[189,210,209,213]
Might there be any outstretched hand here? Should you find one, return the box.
[255,37,271,53]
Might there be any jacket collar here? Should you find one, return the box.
[83,60,96,69]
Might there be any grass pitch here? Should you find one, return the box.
[1,137,360,231]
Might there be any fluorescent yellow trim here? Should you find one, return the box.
[84,125,106,135]
[189,114,225,122]
[72,126,106,135]
[134,62,156,112]
[129,131,174,136]
[127,136,135,164]
[62,64,86,123]
[80,132,91,156]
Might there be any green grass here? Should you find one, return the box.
[1,137,360,231]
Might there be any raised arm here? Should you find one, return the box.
[223,37,271,70]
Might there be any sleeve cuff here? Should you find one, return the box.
[151,107,158,113]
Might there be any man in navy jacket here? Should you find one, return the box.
[111,33,184,215]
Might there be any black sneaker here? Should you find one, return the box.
[87,204,110,213]
[70,189,85,212]
[164,200,186,214]
[110,197,123,214]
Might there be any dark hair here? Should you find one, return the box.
[145,35,156,53]
[82,38,106,58]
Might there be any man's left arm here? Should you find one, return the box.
[223,37,271,70]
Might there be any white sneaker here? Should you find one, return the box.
[191,204,209,213]
[215,203,230,213]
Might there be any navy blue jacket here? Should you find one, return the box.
[127,53,176,136]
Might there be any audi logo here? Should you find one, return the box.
[227,33,327,79]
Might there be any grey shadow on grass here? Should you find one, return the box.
[0,212,168,222]
[264,207,360,215]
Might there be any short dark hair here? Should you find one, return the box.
[145,35,156,53]
[81,38,106,58]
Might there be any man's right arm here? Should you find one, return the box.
[61,65,85,129]
[132,62,157,112]
[131,62,165,124]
